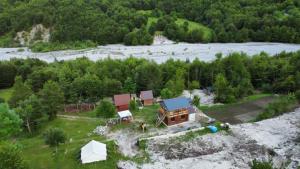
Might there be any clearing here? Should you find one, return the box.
[202,95,277,124]
[146,16,213,42]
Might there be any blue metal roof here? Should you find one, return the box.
[161,97,191,111]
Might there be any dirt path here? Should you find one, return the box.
[57,114,99,121]
[204,96,276,124]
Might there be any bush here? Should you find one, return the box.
[43,128,66,147]
[0,143,28,169]
[192,96,200,107]
[96,100,116,118]
[295,90,300,103]
[250,159,273,169]
[30,40,97,52]
[129,100,137,111]
[0,97,4,103]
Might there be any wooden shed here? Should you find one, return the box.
[114,94,131,111]
[156,97,192,126]
[140,90,154,106]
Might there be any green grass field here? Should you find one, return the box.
[17,118,127,169]
[146,16,213,42]
[0,88,13,102]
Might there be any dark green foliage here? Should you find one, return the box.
[250,159,273,169]
[213,74,236,103]
[192,95,200,107]
[124,77,137,93]
[0,143,28,169]
[8,76,33,108]
[295,90,300,103]
[0,103,22,139]
[124,27,153,45]
[129,100,137,111]
[96,100,116,118]
[0,97,4,103]
[43,128,66,147]
[30,41,97,52]
[15,94,45,134]
[0,62,17,88]
[160,88,174,99]
[39,81,64,120]
[255,95,296,121]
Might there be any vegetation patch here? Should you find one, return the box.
[30,41,97,52]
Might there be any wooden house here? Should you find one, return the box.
[157,97,191,126]
[140,90,154,106]
[114,94,131,111]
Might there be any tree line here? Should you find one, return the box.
[0,0,299,49]
[0,51,300,137]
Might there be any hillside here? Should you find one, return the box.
[0,0,299,51]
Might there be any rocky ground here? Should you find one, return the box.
[118,108,300,169]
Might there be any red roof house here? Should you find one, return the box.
[114,94,131,111]
[140,90,154,106]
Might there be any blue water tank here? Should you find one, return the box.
[207,125,218,133]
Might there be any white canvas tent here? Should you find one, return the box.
[81,140,107,164]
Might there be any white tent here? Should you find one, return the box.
[81,140,107,164]
[117,110,133,118]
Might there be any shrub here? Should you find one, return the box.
[295,90,300,103]
[43,128,66,147]
[129,100,137,111]
[0,97,4,103]
[250,159,273,169]
[0,143,28,169]
[96,100,116,118]
[192,96,200,107]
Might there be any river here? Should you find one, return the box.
[0,42,300,63]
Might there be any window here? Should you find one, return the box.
[171,117,175,121]
[181,115,185,119]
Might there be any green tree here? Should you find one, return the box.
[160,88,174,99]
[213,74,236,103]
[43,128,66,148]
[192,95,200,107]
[124,77,136,93]
[129,100,137,111]
[39,81,64,120]
[0,143,28,169]
[15,94,45,134]
[96,100,116,118]
[8,76,32,108]
[0,103,22,139]
[0,62,17,88]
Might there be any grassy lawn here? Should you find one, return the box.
[16,117,128,169]
[146,16,213,42]
[0,87,13,102]
[132,104,160,127]
[60,110,98,118]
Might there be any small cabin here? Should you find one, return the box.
[114,94,131,111]
[157,97,192,126]
[140,90,154,106]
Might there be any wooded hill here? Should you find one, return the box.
[0,0,300,50]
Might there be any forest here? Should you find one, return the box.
[0,0,300,50]
[0,51,300,168]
